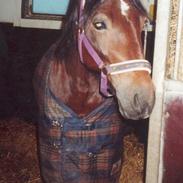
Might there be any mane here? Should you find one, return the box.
[55,0,147,61]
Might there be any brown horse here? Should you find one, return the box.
[34,0,155,182]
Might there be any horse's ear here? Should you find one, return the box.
[132,0,148,13]
[133,0,153,21]
[139,0,149,13]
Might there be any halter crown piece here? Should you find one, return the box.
[78,0,152,97]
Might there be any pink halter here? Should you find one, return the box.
[78,0,151,97]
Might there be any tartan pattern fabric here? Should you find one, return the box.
[34,48,126,183]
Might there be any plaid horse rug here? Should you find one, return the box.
[34,48,126,183]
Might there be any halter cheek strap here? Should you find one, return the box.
[78,31,104,69]
[78,0,152,97]
[78,32,112,96]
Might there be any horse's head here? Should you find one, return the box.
[78,0,155,120]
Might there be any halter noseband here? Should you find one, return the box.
[78,0,151,97]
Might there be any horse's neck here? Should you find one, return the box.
[49,51,104,117]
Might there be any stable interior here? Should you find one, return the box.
[0,1,156,182]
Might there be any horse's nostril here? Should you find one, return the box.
[133,93,150,116]
[134,93,140,107]
[133,93,142,113]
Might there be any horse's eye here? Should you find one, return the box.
[93,21,107,30]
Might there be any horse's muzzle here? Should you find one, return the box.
[109,72,155,120]
[117,92,155,120]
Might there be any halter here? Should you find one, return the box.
[78,0,151,97]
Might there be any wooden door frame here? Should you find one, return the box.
[146,0,171,182]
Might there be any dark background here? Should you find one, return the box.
[0,23,61,120]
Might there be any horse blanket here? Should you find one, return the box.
[34,46,126,183]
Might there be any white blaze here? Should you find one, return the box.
[120,0,130,16]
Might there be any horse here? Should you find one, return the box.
[34,0,155,182]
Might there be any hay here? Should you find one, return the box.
[0,118,144,183]
[0,118,41,183]
[119,134,144,183]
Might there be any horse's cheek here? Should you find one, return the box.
[88,29,110,57]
